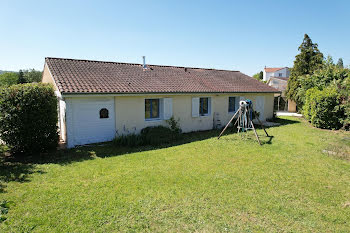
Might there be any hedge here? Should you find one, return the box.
[303,87,344,129]
[0,83,58,154]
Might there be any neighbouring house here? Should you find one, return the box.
[263,67,296,112]
[42,57,279,148]
[263,67,290,82]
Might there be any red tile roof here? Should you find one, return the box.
[46,57,279,94]
[264,67,286,73]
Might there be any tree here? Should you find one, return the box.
[286,34,324,107]
[23,69,42,83]
[253,71,263,81]
[0,72,19,86]
[337,58,344,69]
[17,70,26,84]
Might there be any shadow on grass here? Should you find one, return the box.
[0,116,299,191]
[273,117,300,126]
[0,157,45,193]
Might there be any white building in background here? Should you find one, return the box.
[263,67,290,82]
[263,67,296,112]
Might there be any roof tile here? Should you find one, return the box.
[46,57,279,94]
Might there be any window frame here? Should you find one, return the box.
[228,96,236,113]
[199,97,210,116]
[145,98,161,120]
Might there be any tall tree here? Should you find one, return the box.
[286,34,323,107]
[23,69,42,83]
[337,58,344,69]
[253,71,263,81]
[17,70,26,84]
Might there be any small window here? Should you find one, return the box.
[100,108,109,118]
[279,73,282,77]
[199,97,209,116]
[228,97,236,112]
[145,99,160,119]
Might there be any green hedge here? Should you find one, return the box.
[114,125,182,147]
[303,87,344,129]
[0,83,58,154]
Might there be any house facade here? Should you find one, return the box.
[263,67,296,112]
[42,57,279,148]
[263,67,290,82]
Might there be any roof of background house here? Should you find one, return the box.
[268,77,288,92]
[45,57,280,94]
[264,67,288,73]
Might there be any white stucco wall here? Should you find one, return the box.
[62,93,274,147]
[113,93,274,135]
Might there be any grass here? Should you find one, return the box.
[1,117,350,232]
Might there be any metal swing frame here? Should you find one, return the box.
[217,100,269,145]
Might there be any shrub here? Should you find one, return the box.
[303,87,344,129]
[165,116,182,134]
[140,126,176,145]
[113,134,143,147]
[0,83,58,154]
[114,117,182,147]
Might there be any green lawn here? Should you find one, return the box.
[1,117,350,232]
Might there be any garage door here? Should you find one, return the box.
[68,97,116,147]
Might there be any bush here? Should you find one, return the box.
[113,134,143,147]
[303,87,344,129]
[140,126,177,145]
[0,83,58,154]
[114,117,182,147]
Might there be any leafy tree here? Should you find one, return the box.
[0,72,18,86]
[337,58,344,69]
[253,71,263,81]
[286,34,324,107]
[17,70,26,84]
[23,69,42,83]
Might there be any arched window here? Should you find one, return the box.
[100,108,109,119]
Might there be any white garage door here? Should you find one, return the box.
[68,97,116,147]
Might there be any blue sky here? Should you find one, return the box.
[0,0,349,75]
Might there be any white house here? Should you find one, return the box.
[263,67,297,112]
[263,67,290,82]
[42,57,279,148]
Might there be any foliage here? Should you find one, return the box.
[23,69,42,83]
[303,87,344,129]
[17,70,25,84]
[253,71,263,81]
[114,117,182,146]
[0,72,18,87]
[340,75,350,129]
[0,83,58,154]
[165,116,182,134]
[286,34,324,107]
[113,133,143,147]
[0,69,42,87]
[140,126,177,145]
[337,58,344,69]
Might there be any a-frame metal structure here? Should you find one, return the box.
[218,99,269,145]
